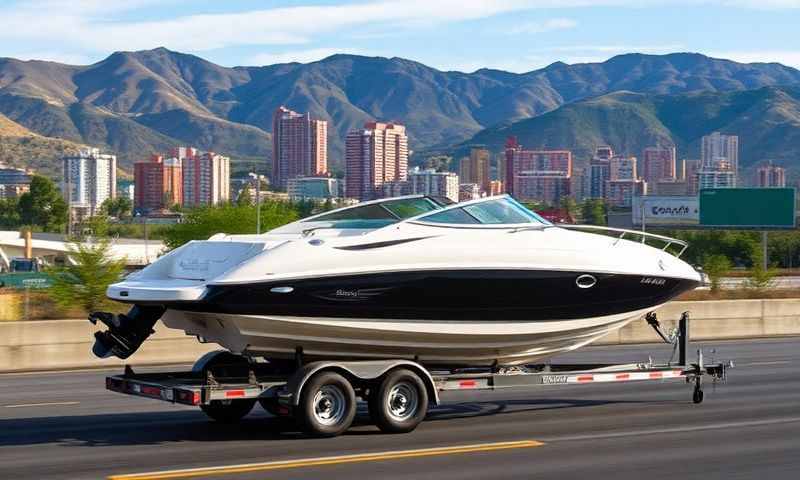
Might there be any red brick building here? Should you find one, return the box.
[134,155,182,213]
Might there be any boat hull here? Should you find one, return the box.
[161,306,658,366]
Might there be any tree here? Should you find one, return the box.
[702,254,732,294]
[559,196,578,219]
[17,175,68,231]
[746,244,776,291]
[580,199,606,226]
[101,196,133,219]
[77,215,110,238]
[49,238,126,314]
[236,183,253,206]
[162,201,299,249]
[0,197,20,228]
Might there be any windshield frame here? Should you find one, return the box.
[403,195,553,229]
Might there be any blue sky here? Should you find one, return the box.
[1,0,799,72]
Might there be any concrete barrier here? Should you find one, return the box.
[1,299,800,372]
[0,320,215,373]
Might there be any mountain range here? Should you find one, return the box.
[461,86,800,173]
[1,47,800,177]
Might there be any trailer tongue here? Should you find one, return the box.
[102,312,731,437]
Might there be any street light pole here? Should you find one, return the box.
[256,172,262,235]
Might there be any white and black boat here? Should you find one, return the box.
[91,195,701,366]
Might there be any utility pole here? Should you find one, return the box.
[255,166,262,235]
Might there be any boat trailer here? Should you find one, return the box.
[105,311,731,436]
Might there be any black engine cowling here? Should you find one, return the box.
[89,305,166,359]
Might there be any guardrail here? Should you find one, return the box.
[558,224,689,257]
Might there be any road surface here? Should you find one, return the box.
[1,337,799,480]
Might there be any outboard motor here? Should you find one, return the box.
[89,305,166,359]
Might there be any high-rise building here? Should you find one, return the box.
[589,159,610,199]
[504,147,572,204]
[488,180,504,196]
[610,156,637,180]
[642,146,676,185]
[271,106,328,189]
[408,167,459,202]
[516,151,572,204]
[595,146,614,160]
[287,176,342,200]
[458,157,471,188]
[459,183,481,202]
[182,150,231,207]
[606,179,646,208]
[588,146,614,199]
[697,170,736,190]
[0,166,31,199]
[684,159,701,195]
[757,164,786,187]
[134,154,182,213]
[570,167,586,202]
[62,148,117,217]
[345,122,408,201]
[467,147,491,192]
[503,137,520,195]
[702,132,739,172]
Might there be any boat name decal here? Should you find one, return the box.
[640,277,666,286]
[541,375,568,385]
[335,289,362,298]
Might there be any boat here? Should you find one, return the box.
[90,195,701,366]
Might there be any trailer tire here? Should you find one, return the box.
[296,371,356,437]
[369,368,428,434]
[200,399,256,423]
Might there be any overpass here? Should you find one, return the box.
[0,231,165,270]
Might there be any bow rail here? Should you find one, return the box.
[557,224,689,258]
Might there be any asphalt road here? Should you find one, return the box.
[2,337,799,480]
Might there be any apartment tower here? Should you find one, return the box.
[345,122,408,201]
[272,106,328,189]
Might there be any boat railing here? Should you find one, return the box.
[557,224,689,258]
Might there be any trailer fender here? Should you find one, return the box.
[280,360,439,407]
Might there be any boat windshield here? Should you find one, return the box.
[300,196,443,229]
[416,197,551,226]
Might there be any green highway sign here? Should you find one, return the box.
[699,188,796,229]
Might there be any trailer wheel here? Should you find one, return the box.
[196,351,256,423]
[201,399,256,423]
[369,368,428,434]
[296,371,356,437]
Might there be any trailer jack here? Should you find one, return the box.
[89,305,165,359]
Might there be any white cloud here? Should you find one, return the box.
[248,48,366,66]
[0,0,541,53]
[505,18,578,35]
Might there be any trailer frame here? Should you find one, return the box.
[104,312,731,434]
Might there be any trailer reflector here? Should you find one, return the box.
[225,390,246,398]
[459,380,477,388]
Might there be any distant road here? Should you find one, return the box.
[1,338,800,480]
[719,276,800,289]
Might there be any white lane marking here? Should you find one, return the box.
[742,361,791,366]
[0,364,194,377]
[3,401,80,408]
[545,416,800,443]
